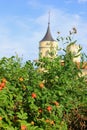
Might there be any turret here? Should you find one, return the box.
[66,43,81,62]
[39,13,58,58]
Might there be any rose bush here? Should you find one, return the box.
[0,53,86,130]
[0,56,68,130]
[0,30,87,129]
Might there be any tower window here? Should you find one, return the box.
[45,50,49,56]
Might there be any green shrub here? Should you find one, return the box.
[0,29,87,129]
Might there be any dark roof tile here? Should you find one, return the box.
[40,23,55,42]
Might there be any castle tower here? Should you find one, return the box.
[66,43,81,62]
[39,13,58,58]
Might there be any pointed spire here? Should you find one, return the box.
[40,12,55,42]
[48,11,50,25]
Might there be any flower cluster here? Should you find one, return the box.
[0,78,7,90]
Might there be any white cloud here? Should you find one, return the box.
[0,16,40,61]
[36,8,87,54]
[65,0,73,4]
[53,9,87,54]
[0,6,87,61]
[27,0,41,8]
[78,0,87,3]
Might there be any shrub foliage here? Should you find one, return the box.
[0,31,87,130]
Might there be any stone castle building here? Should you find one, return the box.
[39,15,87,75]
[39,15,80,62]
[39,16,58,58]
[66,43,81,62]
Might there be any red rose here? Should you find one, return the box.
[0,82,5,88]
[21,125,27,130]
[0,87,3,90]
[47,106,52,112]
[31,93,37,98]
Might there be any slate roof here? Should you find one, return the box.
[40,22,55,42]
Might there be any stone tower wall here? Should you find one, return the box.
[39,41,58,58]
[66,44,81,62]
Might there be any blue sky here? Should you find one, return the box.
[0,0,87,61]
